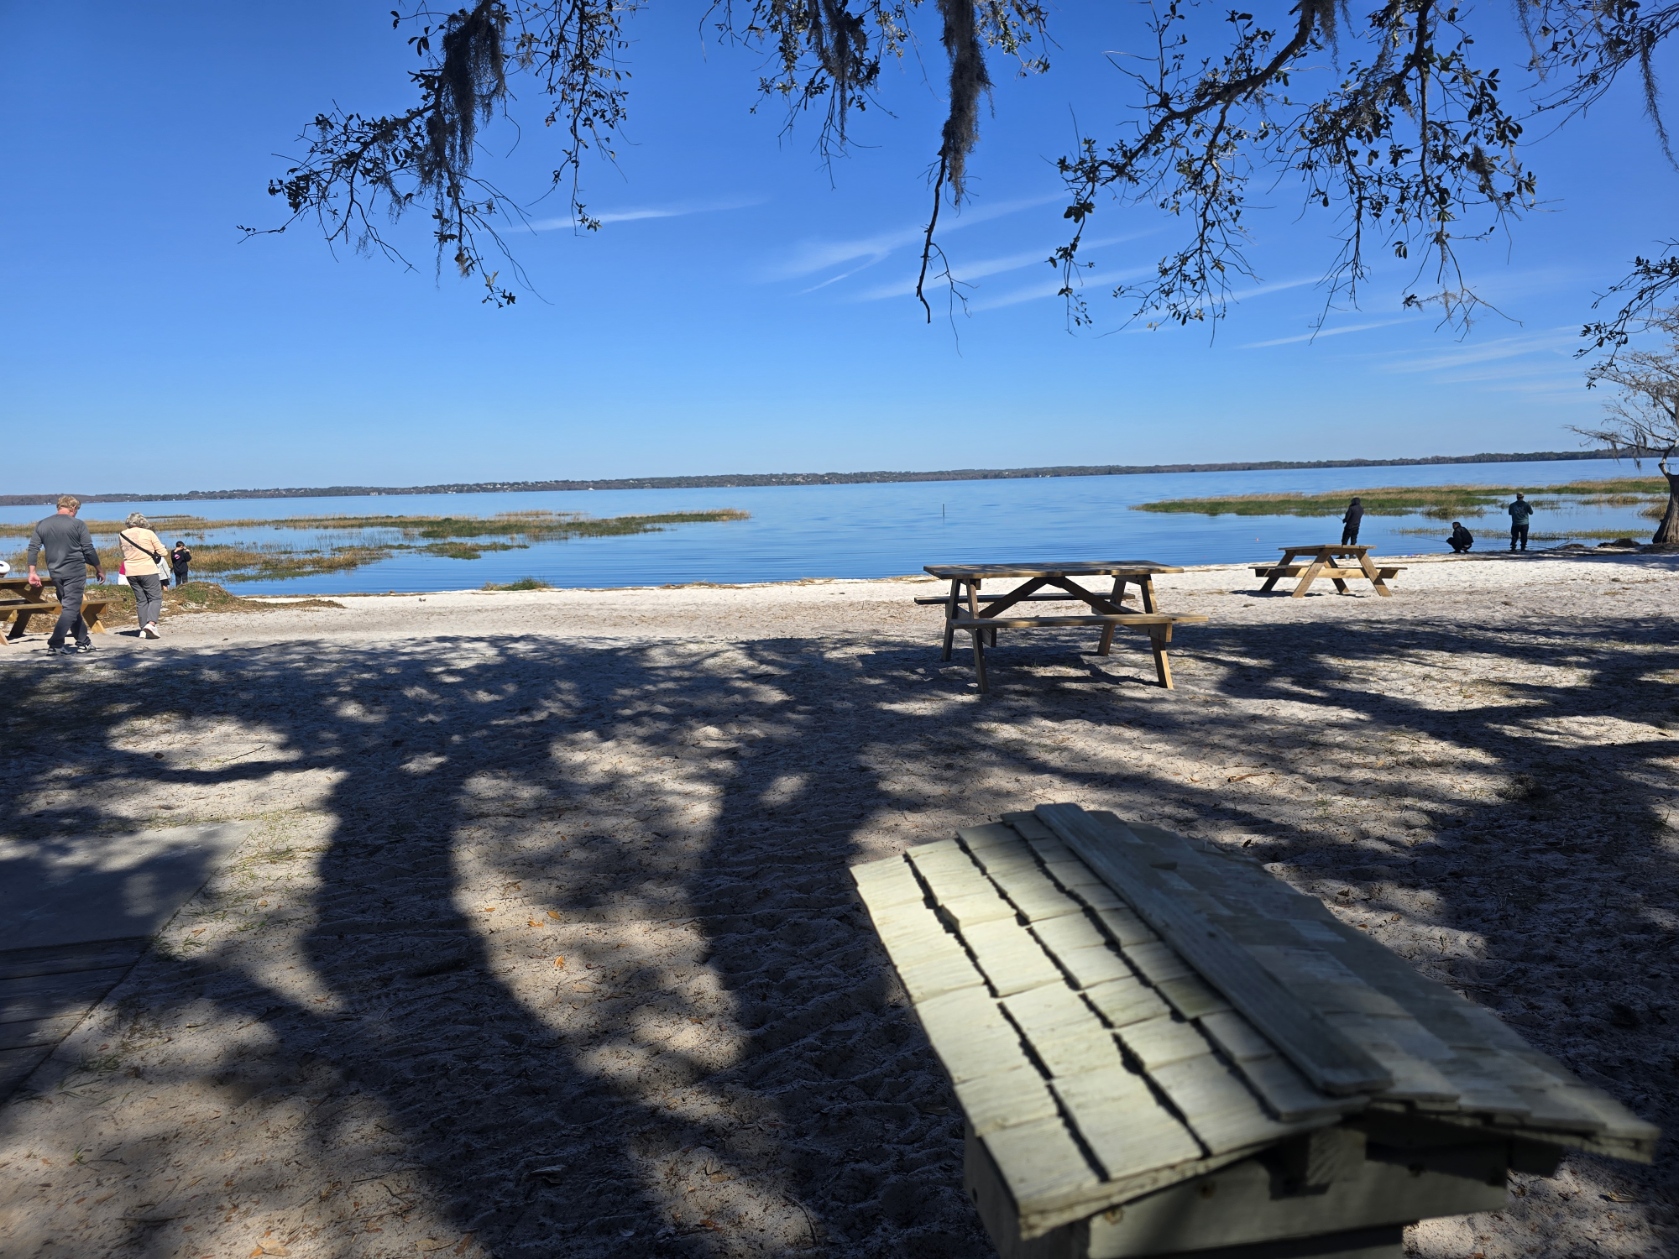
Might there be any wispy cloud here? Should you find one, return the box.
[963,266,1154,313]
[771,193,1064,282]
[847,234,1150,303]
[1381,329,1578,374]
[1242,317,1416,349]
[527,197,763,231]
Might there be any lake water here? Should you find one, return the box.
[0,458,1658,594]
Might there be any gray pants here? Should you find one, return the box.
[49,573,90,649]
[130,572,163,631]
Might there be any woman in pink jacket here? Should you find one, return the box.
[118,512,169,639]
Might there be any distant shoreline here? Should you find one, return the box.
[0,448,1623,507]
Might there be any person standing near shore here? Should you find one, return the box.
[118,512,169,639]
[26,495,105,654]
[171,541,192,586]
[1507,493,1533,552]
[1341,497,1364,546]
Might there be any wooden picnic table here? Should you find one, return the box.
[919,561,1208,692]
[0,575,111,642]
[1252,544,1404,598]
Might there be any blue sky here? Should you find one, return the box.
[2,2,1674,494]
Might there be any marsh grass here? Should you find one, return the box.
[2,509,749,584]
[1135,479,1670,518]
[83,581,343,617]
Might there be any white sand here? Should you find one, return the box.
[0,550,1674,1257]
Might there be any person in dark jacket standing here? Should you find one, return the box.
[26,495,105,654]
[1341,497,1365,546]
[1507,493,1534,552]
[171,541,192,586]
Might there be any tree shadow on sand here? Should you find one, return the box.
[0,605,1673,1256]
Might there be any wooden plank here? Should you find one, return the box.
[1071,883,1130,913]
[1029,914,1108,958]
[987,865,1084,919]
[979,1116,1102,1215]
[1117,1017,1215,1071]
[1036,803,1393,1097]
[928,1020,1039,1085]
[953,1066,1061,1136]
[899,951,989,1004]
[937,892,1019,930]
[1030,1026,1127,1078]
[1235,1054,1363,1123]
[1041,859,1105,889]
[850,858,925,909]
[1150,1057,1317,1155]
[1083,977,1171,1028]
[0,1012,85,1050]
[1000,811,1055,842]
[961,919,1066,997]
[957,822,1025,851]
[1054,944,1135,990]
[1155,975,1232,1019]
[1029,839,1076,865]
[1122,940,1195,985]
[1003,980,1103,1039]
[925,561,1184,580]
[914,861,999,906]
[1052,1065,1202,1180]
[1093,906,1157,948]
[1199,1010,1276,1062]
[949,614,1208,630]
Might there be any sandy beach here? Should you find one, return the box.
[0,550,1674,1258]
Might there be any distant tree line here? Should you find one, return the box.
[1,450,1623,508]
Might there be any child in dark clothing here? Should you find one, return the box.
[1341,497,1364,546]
[171,542,192,586]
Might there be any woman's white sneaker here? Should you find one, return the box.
[142,623,161,639]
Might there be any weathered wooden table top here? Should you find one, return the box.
[852,804,1657,1240]
[924,561,1185,581]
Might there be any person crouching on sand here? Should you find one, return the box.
[1341,497,1364,546]
[117,512,169,639]
[1448,522,1474,553]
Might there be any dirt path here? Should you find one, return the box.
[0,553,1674,1257]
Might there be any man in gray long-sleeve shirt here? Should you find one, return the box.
[26,495,105,653]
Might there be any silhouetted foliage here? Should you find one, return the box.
[256,1,1670,332]
[1576,307,1679,543]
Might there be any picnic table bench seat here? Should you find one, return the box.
[852,803,1657,1258]
[1253,565,1405,579]
[1,597,111,641]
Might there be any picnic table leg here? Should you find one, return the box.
[1148,624,1175,689]
[7,610,33,641]
[1291,556,1327,598]
[1096,576,1125,656]
[1258,552,1294,593]
[957,581,993,689]
[85,604,107,634]
[941,579,960,660]
[965,580,997,648]
[1325,560,1351,595]
[1357,551,1394,596]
